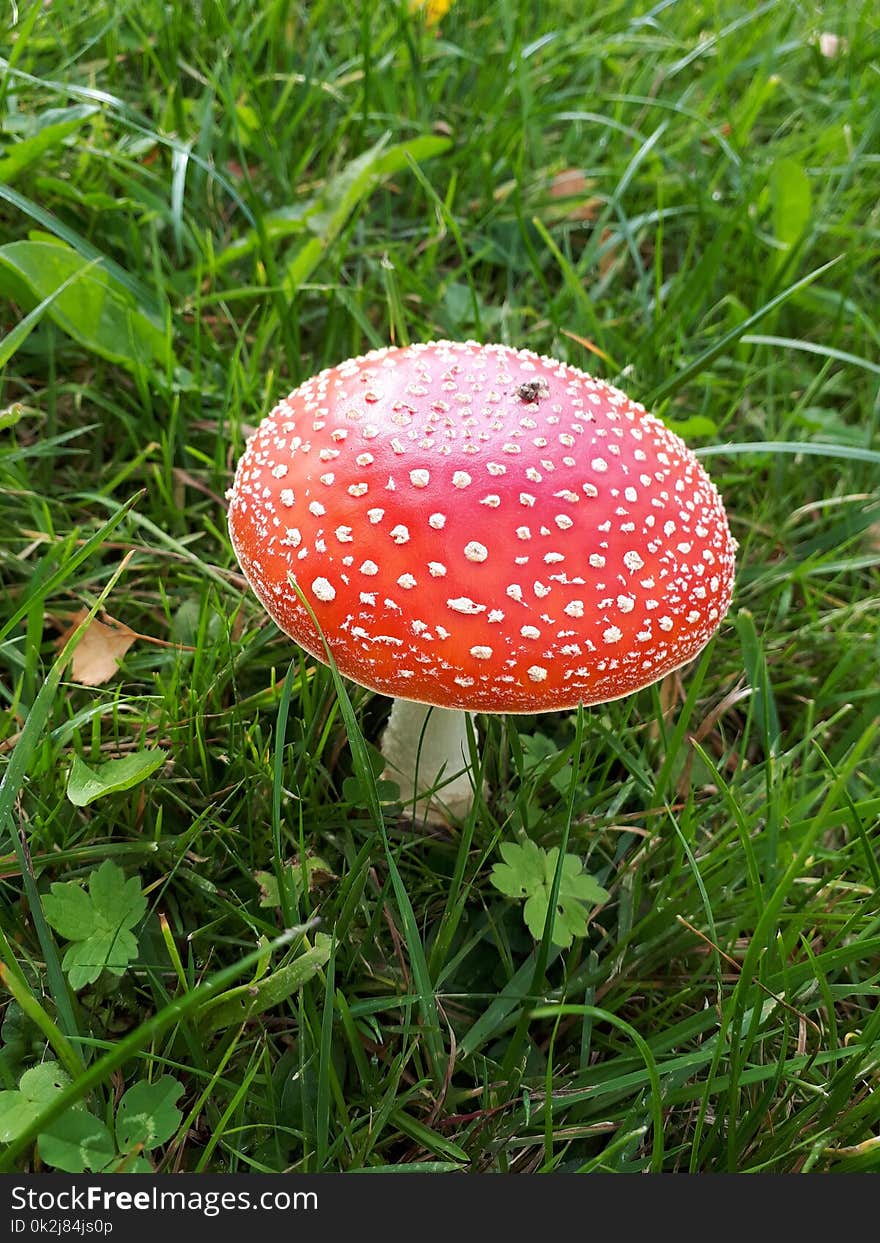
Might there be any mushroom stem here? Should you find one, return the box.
[381,698,477,823]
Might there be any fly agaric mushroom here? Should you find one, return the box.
[227,341,736,821]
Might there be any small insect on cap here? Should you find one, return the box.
[227,341,737,712]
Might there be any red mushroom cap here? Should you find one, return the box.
[227,341,736,712]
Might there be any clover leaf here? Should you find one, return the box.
[0,1061,71,1143]
[38,1110,115,1173]
[42,859,146,990]
[490,839,609,948]
[115,1076,184,1152]
[1,1060,185,1172]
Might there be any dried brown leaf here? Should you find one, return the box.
[597,226,619,278]
[57,609,137,686]
[548,169,601,222]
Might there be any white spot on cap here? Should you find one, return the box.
[527,665,548,683]
[309,501,325,517]
[591,458,608,473]
[272,463,288,479]
[506,584,524,602]
[470,645,493,660]
[367,507,384,524]
[447,597,486,615]
[390,524,410,544]
[516,526,531,541]
[623,550,645,572]
[429,513,447,530]
[360,592,376,605]
[319,472,335,486]
[464,541,488,563]
[335,526,353,543]
[624,487,638,502]
[487,462,506,476]
[397,574,417,589]
[453,471,472,488]
[279,489,295,507]
[589,553,606,569]
[312,577,335,603]
[617,595,635,613]
[564,600,585,618]
[348,483,369,497]
[360,560,379,576]
[410,469,430,488]
[519,493,536,507]
[555,514,574,530]
[428,562,447,577]
[659,616,673,632]
[521,625,541,639]
[603,625,622,643]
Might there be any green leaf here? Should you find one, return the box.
[60,933,139,991]
[42,860,146,990]
[66,749,167,807]
[38,1110,115,1173]
[0,239,173,372]
[341,774,401,808]
[490,841,609,949]
[197,934,331,1035]
[285,136,450,293]
[0,403,26,432]
[662,414,718,439]
[115,1076,184,1152]
[38,881,94,943]
[215,134,450,283]
[255,856,335,908]
[0,105,99,185]
[254,870,280,908]
[0,258,99,369]
[490,838,547,899]
[0,1062,71,1142]
[770,157,812,259]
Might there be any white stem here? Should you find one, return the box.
[381,699,478,823]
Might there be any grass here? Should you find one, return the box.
[0,0,878,1174]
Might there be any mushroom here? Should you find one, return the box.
[227,341,736,821]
